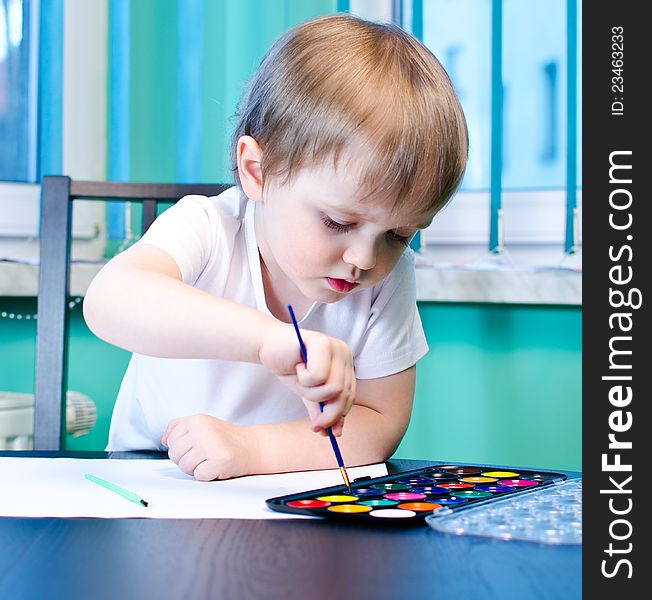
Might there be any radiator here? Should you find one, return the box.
[0,391,97,450]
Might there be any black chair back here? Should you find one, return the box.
[35,176,230,450]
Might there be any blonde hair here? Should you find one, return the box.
[231,13,468,216]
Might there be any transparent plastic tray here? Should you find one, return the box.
[426,478,581,545]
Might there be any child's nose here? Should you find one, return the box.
[342,240,377,271]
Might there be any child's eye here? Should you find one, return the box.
[387,230,412,246]
[321,214,353,233]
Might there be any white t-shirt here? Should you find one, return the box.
[106,187,428,451]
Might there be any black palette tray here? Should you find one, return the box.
[266,463,567,525]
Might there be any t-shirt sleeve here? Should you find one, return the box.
[353,250,429,379]
[135,195,219,285]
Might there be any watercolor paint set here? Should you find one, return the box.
[266,463,568,525]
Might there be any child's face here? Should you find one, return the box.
[255,163,434,304]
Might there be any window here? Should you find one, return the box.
[1,0,582,270]
[0,0,37,182]
[412,0,581,265]
[0,0,102,245]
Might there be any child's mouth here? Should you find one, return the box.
[326,277,359,293]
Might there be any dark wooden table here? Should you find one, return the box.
[0,452,581,600]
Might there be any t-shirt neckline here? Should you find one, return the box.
[243,198,318,324]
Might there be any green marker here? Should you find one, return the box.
[84,474,149,507]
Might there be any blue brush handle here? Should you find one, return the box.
[287,305,346,471]
[322,412,345,465]
[288,304,308,365]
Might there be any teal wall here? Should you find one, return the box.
[395,303,581,471]
[0,298,581,470]
[0,298,130,451]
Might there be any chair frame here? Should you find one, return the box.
[34,176,229,450]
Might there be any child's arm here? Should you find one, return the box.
[84,244,354,431]
[162,366,415,480]
[84,244,282,363]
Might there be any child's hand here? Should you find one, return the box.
[161,414,258,481]
[259,324,356,436]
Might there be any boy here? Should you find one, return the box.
[83,14,467,481]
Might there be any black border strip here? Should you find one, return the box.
[583,3,647,593]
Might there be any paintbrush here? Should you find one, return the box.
[287,304,353,495]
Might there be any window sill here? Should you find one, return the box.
[0,238,105,298]
[1,258,581,307]
[415,259,581,306]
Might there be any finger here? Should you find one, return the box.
[331,416,345,437]
[331,362,355,428]
[312,379,351,429]
[339,363,354,418]
[161,417,185,446]
[293,381,344,404]
[313,402,343,430]
[309,420,329,436]
[177,447,207,477]
[301,397,331,435]
[277,373,299,388]
[310,360,347,429]
[296,343,332,386]
[166,421,190,447]
[346,375,356,415]
[301,396,323,423]
[301,393,341,432]
[194,460,220,482]
[167,430,194,464]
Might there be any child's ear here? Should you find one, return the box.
[236,136,264,202]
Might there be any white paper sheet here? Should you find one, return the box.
[0,457,387,519]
